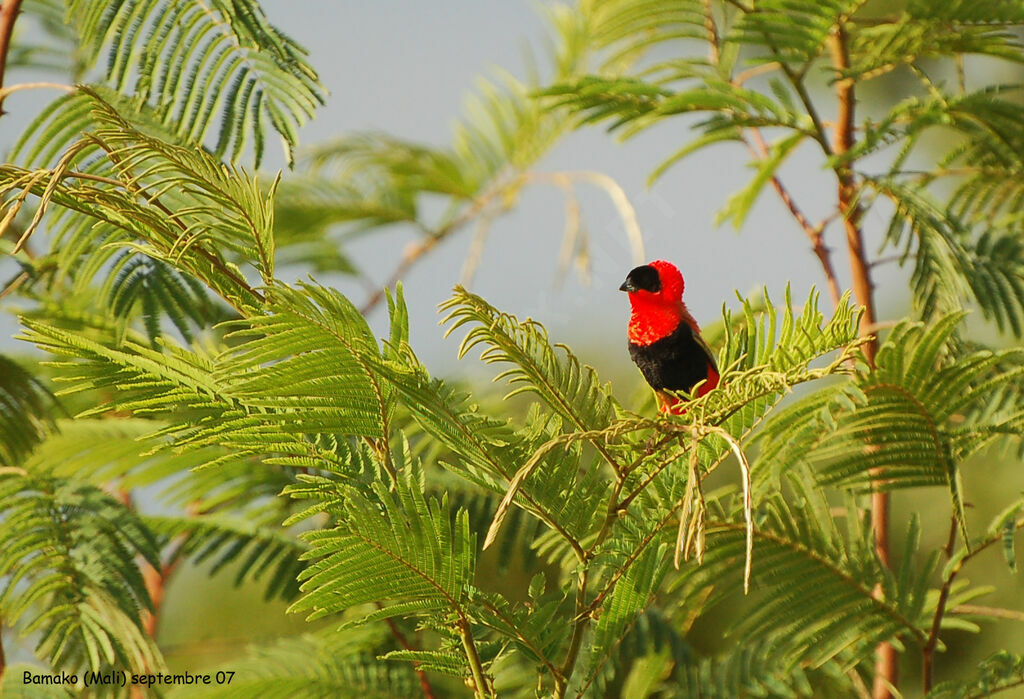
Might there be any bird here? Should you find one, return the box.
[620,260,719,414]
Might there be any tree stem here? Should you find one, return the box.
[828,21,891,699]
[458,619,491,699]
[0,0,25,117]
[379,609,436,699]
[0,613,6,680]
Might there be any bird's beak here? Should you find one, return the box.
[619,279,635,293]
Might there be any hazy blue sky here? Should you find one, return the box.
[2,1,910,376]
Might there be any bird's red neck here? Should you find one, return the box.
[627,292,700,346]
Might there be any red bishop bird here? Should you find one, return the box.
[620,260,719,414]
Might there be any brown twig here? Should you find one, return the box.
[360,169,645,315]
[115,490,193,640]
[555,568,590,698]
[703,0,719,64]
[141,536,189,638]
[922,517,959,692]
[360,180,511,314]
[828,26,878,363]
[0,614,6,680]
[0,0,25,117]
[747,129,842,308]
[377,606,436,699]
[924,518,1024,693]
[827,22,891,699]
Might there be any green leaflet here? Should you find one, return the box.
[760,314,1024,544]
[0,355,58,466]
[19,0,325,166]
[289,467,477,626]
[0,472,164,674]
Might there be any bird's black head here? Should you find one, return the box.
[619,264,661,293]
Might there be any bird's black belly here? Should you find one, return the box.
[628,322,714,394]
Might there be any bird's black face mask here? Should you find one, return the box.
[619,265,661,293]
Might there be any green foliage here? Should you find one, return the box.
[290,465,477,626]
[677,490,933,668]
[105,251,219,344]
[146,513,306,602]
[928,650,1024,698]
[2,90,277,311]
[0,354,58,465]
[18,0,325,165]
[172,628,422,698]
[759,314,1024,540]
[441,285,620,449]
[3,1,1024,697]
[0,471,163,673]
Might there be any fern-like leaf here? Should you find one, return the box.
[20,0,325,166]
[0,472,164,673]
[0,355,59,466]
[289,467,477,627]
[169,628,420,698]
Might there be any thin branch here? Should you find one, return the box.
[0,81,73,102]
[869,254,909,269]
[825,21,890,699]
[585,488,690,618]
[773,53,833,155]
[924,518,1024,693]
[943,515,958,558]
[0,0,25,116]
[555,568,589,698]
[114,490,192,641]
[478,598,560,683]
[0,270,28,300]
[458,619,492,699]
[459,210,493,287]
[923,516,959,693]
[703,0,720,65]
[361,178,516,313]
[747,128,842,308]
[733,61,781,86]
[361,169,644,315]
[616,434,686,512]
[377,605,436,699]
[556,448,635,695]
[141,535,188,638]
[828,26,878,364]
[952,605,1024,623]
[0,613,6,680]
[922,588,953,690]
